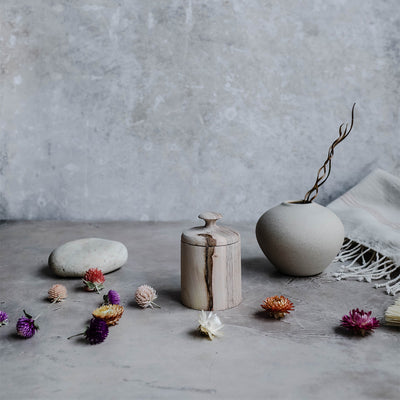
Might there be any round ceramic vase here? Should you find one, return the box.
[256,201,344,276]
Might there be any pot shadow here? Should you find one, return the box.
[157,288,181,305]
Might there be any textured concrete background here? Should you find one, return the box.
[0,0,399,221]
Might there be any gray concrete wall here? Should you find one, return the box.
[0,0,399,222]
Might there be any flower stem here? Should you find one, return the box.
[67,332,84,340]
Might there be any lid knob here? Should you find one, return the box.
[198,212,222,228]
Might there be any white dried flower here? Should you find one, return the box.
[198,310,223,340]
[135,284,160,309]
[385,297,400,326]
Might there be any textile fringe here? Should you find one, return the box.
[333,238,400,295]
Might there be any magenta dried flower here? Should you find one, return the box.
[16,310,39,338]
[341,308,380,336]
[0,311,8,326]
[68,318,109,345]
[103,290,120,305]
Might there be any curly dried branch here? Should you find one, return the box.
[303,103,356,203]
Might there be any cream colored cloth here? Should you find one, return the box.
[328,169,400,295]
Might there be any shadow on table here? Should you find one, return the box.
[241,256,281,279]
[157,288,181,305]
[128,287,181,308]
[187,328,209,340]
[253,310,283,322]
[37,264,57,278]
[8,332,25,341]
[333,326,367,339]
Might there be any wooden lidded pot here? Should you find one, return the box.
[181,212,242,311]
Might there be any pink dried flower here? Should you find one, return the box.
[341,308,380,336]
[135,285,160,309]
[48,284,68,302]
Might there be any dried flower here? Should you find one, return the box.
[68,318,109,345]
[135,284,160,309]
[261,295,294,319]
[341,308,380,336]
[83,268,105,293]
[103,289,120,305]
[198,310,223,340]
[385,298,400,326]
[84,318,109,344]
[16,310,39,338]
[92,304,124,326]
[48,284,68,303]
[0,311,8,326]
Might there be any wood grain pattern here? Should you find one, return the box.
[181,241,242,311]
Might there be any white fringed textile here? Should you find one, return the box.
[328,169,400,295]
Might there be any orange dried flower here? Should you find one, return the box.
[92,304,124,326]
[261,295,294,319]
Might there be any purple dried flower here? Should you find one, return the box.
[341,308,380,336]
[69,317,109,345]
[16,310,39,338]
[0,311,8,326]
[103,290,120,305]
[85,318,109,345]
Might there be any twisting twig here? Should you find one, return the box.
[303,103,356,203]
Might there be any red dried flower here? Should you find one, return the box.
[83,268,105,293]
[261,295,294,319]
[341,308,380,336]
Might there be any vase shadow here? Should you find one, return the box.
[241,256,281,279]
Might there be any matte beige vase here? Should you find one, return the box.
[256,201,344,276]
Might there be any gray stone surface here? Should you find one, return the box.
[0,220,399,399]
[48,237,128,277]
[0,1,399,222]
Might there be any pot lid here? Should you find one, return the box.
[181,212,240,247]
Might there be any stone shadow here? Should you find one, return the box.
[38,264,57,279]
